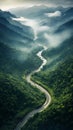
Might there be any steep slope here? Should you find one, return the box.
[0,42,44,130]
[42,36,73,70]
[0,42,42,75]
[0,10,34,48]
[10,5,66,19]
[0,72,45,130]
[55,19,73,33]
[10,6,73,27]
[24,57,73,130]
[21,6,73,129]
[0,6,73,130]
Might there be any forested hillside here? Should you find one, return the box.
[0,71,45,130]
[23,25,73,130]
[0,5,73,130]
[23,55,73,130]
[0,41,44,130]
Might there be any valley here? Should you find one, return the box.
[0,4,73,130]
[14,46,51,130]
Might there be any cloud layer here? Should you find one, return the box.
[45,11,61,17]
[0,0,73,6]
[0,0,73,10]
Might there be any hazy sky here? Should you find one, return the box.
[0,0,73,10]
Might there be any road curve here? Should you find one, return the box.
[14,46,51,130]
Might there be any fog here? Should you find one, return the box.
[12,17,50,40]
[44,30,71,48]
[14,17,71,45]
[12,15,72,61]
[45,11,61,17]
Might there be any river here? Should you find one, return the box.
[14,45,51,130]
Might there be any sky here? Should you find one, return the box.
[0,0,73,10]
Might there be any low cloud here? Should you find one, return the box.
[45,11,61,17]
[44,30,71,48]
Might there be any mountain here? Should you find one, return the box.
[0,5,73,130]
[13,6,73,130]
[55,19,73,33]
[10,6,73,35]
[0,65,44,130]
[10,5,50,18]
[23,21,73,130]
[64,7,73,18]
[0,9,15,19]
[0,40,44,130]
[26,56,73,130]
[10,5,67,18]
[40,7,73,27]
[0,10,34,48]
[10,6,70,21]
[42,36,73,71]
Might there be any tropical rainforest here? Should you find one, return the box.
[0,4,73,130]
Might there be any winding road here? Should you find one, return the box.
[14,46,51,130]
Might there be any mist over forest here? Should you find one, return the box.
[0,2,73,130]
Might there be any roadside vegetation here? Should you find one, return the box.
[23,37,73,130]
[23,57,73,130]
[0,42,45,130]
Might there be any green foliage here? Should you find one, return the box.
[42,36,73,70]
[0,36,73,130]
[0,72,45,130]
[0,43,42,76]
[23,34,73,130]
[0,42,44,130]
[23,57,73,130]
